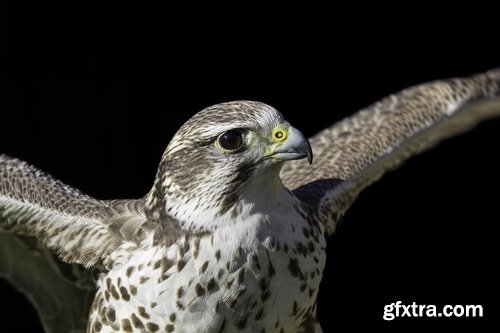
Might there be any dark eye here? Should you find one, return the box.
[218,130,243,151]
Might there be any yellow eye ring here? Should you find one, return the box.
[272,128,288,142]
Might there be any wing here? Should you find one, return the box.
[0,235,95,333]
[0,154,150,333]
[280,68,500,234]
[0,154,124,267]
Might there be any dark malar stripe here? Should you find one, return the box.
[219,161,255,215]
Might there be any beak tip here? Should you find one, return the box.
[306,139,313,165]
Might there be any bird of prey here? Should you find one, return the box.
[1,68,499,333]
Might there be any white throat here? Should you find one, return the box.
[164,170,296,232]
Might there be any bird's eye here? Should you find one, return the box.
[272,127,288,142]
[217,130,243,151]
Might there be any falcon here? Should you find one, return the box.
[1,69,499,333]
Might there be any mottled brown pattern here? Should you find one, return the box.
[138,306,150,319]
[121,318,133,332]
[146,323,160,332]
[0,155,125,267]
[130,313,144,329]
[281,68,500,233]
[195,283,206,296]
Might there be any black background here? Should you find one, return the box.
[1,2,499,332]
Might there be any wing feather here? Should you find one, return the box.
[0,154,125,267]
[280,69,500,234]
[0,155,152,333]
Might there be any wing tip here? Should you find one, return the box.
[486,67,500,81]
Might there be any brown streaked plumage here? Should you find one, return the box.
[281,68,500,233]
[0,69,499,332]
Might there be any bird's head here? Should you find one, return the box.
[146,101,312,231]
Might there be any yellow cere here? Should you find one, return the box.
[272,127,288,142]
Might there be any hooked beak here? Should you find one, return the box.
[269,126,313,164]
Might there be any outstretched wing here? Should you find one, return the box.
[0,154,149,333]
[0,154,123,267]
[280,68,500,234]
